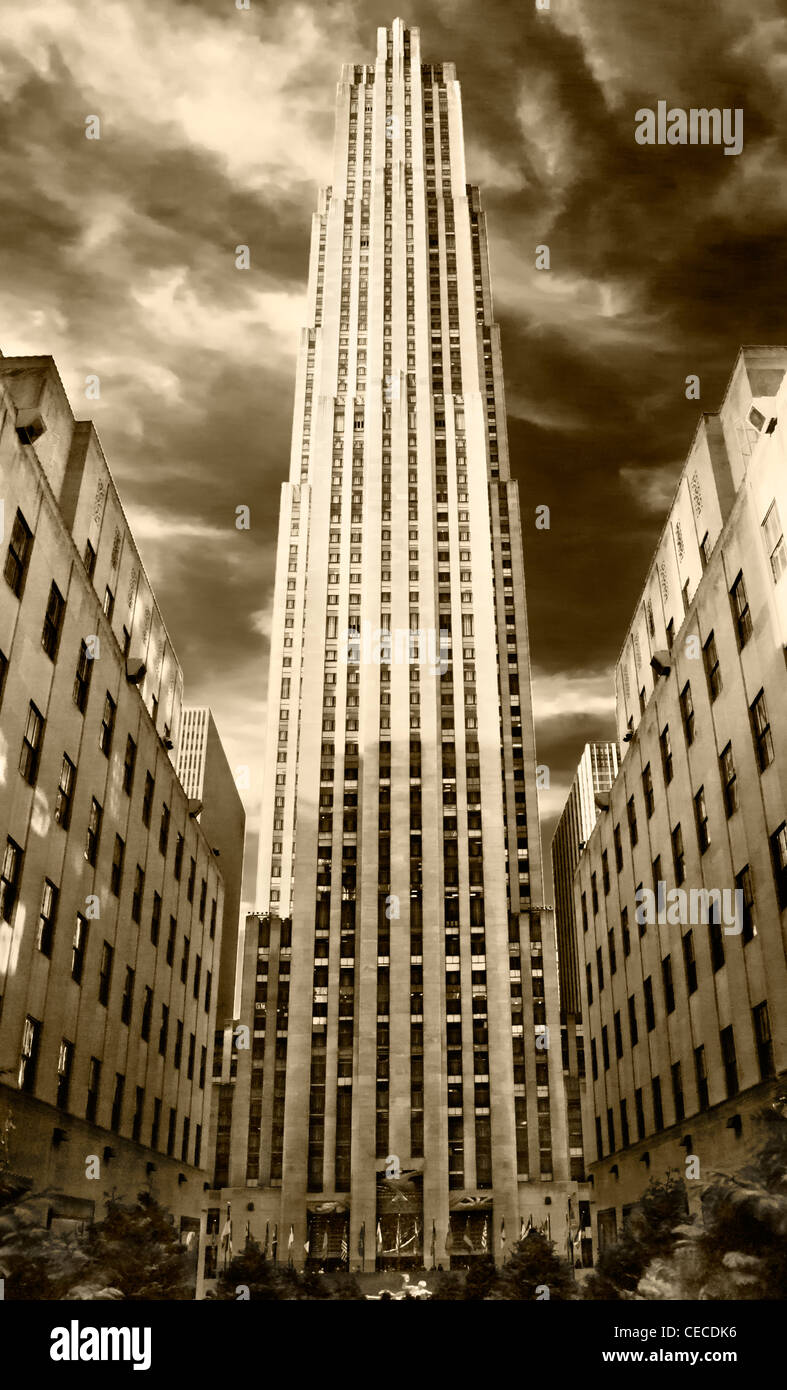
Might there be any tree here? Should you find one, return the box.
[583,1172,688,1300]
[214,1240,362,1300]
[495,1232,576,1300]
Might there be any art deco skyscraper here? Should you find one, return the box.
[224,18,571,1274]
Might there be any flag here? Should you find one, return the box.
[500,1218,506,1250]
[520,1218,526,1241]
[272,1224,278,1262]
[321,1225,329,1260]
[376,1220,383,1253]
[341,1230,348,1263]
[526,1214,534,1234]
[304,1238,310,1255]
[395,1215,401,1255]
[263,1222,269,1259]
[430,1220,436,1263]
[220,1207,232,1264]
[244,1221,250,1247]
[481,1217,488,1252]
[462,1222,474,1251]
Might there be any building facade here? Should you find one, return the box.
[574,347,787,1248]
[0,354,231,1240]
[199,18,574,1292]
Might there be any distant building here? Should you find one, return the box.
[574,346,787,1251]
[0,353,237,1240]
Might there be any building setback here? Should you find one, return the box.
[0,354,238,1242]
[199,18,574,1291]
[574,346,787,1249]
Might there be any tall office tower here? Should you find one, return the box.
[0,355,236,1242]
[574,347,787,1252]
[176,708,246,1027]
[216,18,570,1282]
[551,742,618,1262]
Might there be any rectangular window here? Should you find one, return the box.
[19,701,44,785]
[121,966,135,1025]
[110,835,125,896]
[142,772,155,827]
[19,1015,42,1093]
[693,1044,709,1111]
[187,858,196,902]
[682,930,697,994]
[680,682,695,745]
[199,878,207,922]
[718,742,737,817]
[596,946,604,992]
[635,1087,645,1140]
[621,906,630,957]
[591,873,598,915]
[660,725,673,785]
[694,786,710,853]
[122,736,136,795]
[720,1024,738,1097]
[151,1097,161,1149]
[159,1004,169,1056]
[84,539,96,579]
[750,689,774,773]
[762,501,787,583]
[205,970,212,1012]
[131,864,144,923]
[753,1001,774,1079]
[736,864,756,942]
[581,892,588,932]
[627,796,638,847]
[710,919,725,972]
[652,1075,664,1131]
[613,823,623,873]
[56,1038,75,1109]
[590,1038,598,1080]
[628,994,638,1046]
[159,803,170,855]
[86,1057,101,1122]
[642,763,655,818]
[36,878,59,956]
[602,1025,610,1071]
[0,648,7,708]
[608,928,617,975]
[151,892,162,945]
[98,941,114,1006]
[174,1020,183,1070]
[174,834,184,880]
[703,631,721,701]
[586,962,593,1006]
[4,509,33,597]
[614,1010,623,1059]
[167,1107,176,1157]
[85,798,103,866]
[661,954,675,1014]
[187,1032,196,1080]
[110,1072,124,1132]
[71,914,88,983]
[601,851,610,896]
[671,823,685,886]
[644,976,655,1031]
[41,581,65,660]
[730,571,752,649]
[132,1086,144,1143]
[141,986,153,1042]
[769,822,787,910]
[166,917,176,966]
[73,640,93,713]
[54,753,76,828]
[99,692,116,757]
[103,586,115,622]
[181,936,190,985]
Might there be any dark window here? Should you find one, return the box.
[121,966,135,1025]
[159,803,170,855]
[586,962,593,1006]
[84,539,96,579]
[710,919,725,972]
[174,834,184,880]
[19,701,44,785]
[753,1001,774,1079]
[41,582,65,660]
[627,796,638,847]
[132,1086,144,1143]
[110,835,125,896]
[36,878,59,956]
[635,1087,645,1140]
[694,1045,709,1110]
[4,509,33,597]
[614,1010,623,1059]
[159,1004,169,1056]
[71,914,88,983]
[601,1025,610,1070]
[736,865,756,942]
[131,865,144,923]
[720,1025,738,1097]
[682,931,697,994]
[694,786,710,853]
[608,928,617,975]
[103,586,115,622]
[602,851,610,896]
[590,1038,598,1080]
[54,753,76,828]
[85,798,102,866]
[166,917,176,966]
[151,1098,161,1149]
[671,823,685,886]
[0,648,7,708]
[591,873,598,915]
[122,736,136,795]
[181,1117,190,1163]
[167,1107,176,1157]
[98,941,114,1006]
[141,987,153,1042]
[642,763,655,818]
[751,690,774,772]
[151,892,162,945]
[703,631,721,701]
[596,946,604,992]
[174,1020,183,1070]
[142,773,155,827]
[730,571,752,649]
[56,1039,75,1109]
[205,970,212,1012]
[660,725,673,784]
[661,955,675,1013]
[621,907,630,957]
[199,1046,207,1089]
[210,898,217,938]
[652,1075,664,1131]
[769,822,787,910]
[181,936,190,985]
[199,878,207,922]
[628,994,638,1046]
[680,682,695,745]
[613,823,623,872]
[86,1057,101,1122]
[595,1116,603,1160]
[110,1073,124,1132]
[607,1107,615,1153]
[187,858,196,902]
[19,1016,42,1093]
[187,1033,196,1080]
[581,893,588,932]
[73,640,93,713]
[644,976,655,1031]
[719,743,738,816]
[671,1061,684,1123]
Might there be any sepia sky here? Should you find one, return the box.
[2,0,786,896]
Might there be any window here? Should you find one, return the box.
[85,798,103,866]
[199,878,207,922]
[151,1098,161,1149]
[180,936,190,985]
[210,898,217,938]
[753,1001,774,1079]
[0,648,6,708]
[660,726,673,784]
[174,834,184,880]
[54,754,76,828]
[642,764,655,818]
[122,736,136,795]
[200,1046,207,1089]
[132,865,144,923]
[110,1073,124,1132]
[586,963,593,1006]
[84,539,96,579]
[703,631,721,701]
[682,931,697,994]
[110,835,125,896]
[581,893,588,932]
[86,1057,101,1122]
[56,1039,75,1109]
[167,1107,176,1157]
[98,941,114,1006]
[591,873,598,915]
[671,823,685,886]
[680,682,695,745]
[762,501,787,583]
[635,1087,645,1140]
[19,1015,42,1093]
[652,1075,664,1131]
[41,582,65,660]
[590,1038,598,1080]
[750,691,774,772]
[695,1045,709,1111]
[151,892,162,945]
[661,955,675,1014]
[205,970,212,1012]
[596,946,604,992]
[736,865,756,942]
[166,917,176,966]
[37,878,59,956]
[601,1026,610,1070]
[159,1004,169,1056]
[720,1025,738,1098]
[187,858,196,902]
[613,823,623,873]
[121,966,135,1025]
[71,914,88,983]
[19,701,44,785]
[769,822,787,910]
[608,927,617,975]
[694,786,710,853]
[621,907,630,957]
[730,571,752,649]
[142,773,155,827]
[627,796,638,847]
[4,509,33,597]
[141,987,154,1042]
[671,1061,684,1123]
[628,995,638,1047]
[159,803,170,855]
[132,1087,144,1143]
[73,640,93,712]
[716,742,736,817]
[187,1033,196,1080]
[602,851,610,896]
[644,976,655,1031]
[174,1020,183,1070]
[700,531,712,569]
[614,1010,623,1059]
[103,586,115,622]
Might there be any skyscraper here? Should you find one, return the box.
[204,18,571,1284]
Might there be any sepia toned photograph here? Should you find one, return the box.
[0,0,785,1370]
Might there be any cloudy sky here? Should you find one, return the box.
[2,0,786,896]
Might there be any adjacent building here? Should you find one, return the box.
[199,17,574,1290]
[0,353,236,1241]
[574,346,787,1248]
